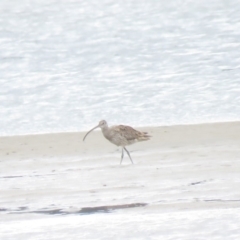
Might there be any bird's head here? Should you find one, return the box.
[98,120,108,129]
[83,120,108,141]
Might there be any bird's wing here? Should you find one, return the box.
[115,125,141,141]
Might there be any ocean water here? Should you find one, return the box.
[1,209,240,240]
[0,0,240,136]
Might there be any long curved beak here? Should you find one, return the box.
[83,125,100,141]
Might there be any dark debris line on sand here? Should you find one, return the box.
[4,203,148,216]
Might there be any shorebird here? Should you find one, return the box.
[83,120,151,164]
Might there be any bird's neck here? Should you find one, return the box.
[101,126,109,137]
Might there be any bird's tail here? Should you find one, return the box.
[138,131,152,141]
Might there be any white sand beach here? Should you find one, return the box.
[1,122,240,239]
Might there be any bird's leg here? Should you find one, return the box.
[120,147,124,165]
[124,147,134,164]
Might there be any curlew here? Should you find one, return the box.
[83,120,151,164]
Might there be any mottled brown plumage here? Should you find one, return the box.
[83,120,151,164]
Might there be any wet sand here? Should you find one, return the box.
[1,122,240,239]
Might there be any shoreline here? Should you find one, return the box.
[1,120,240,137]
